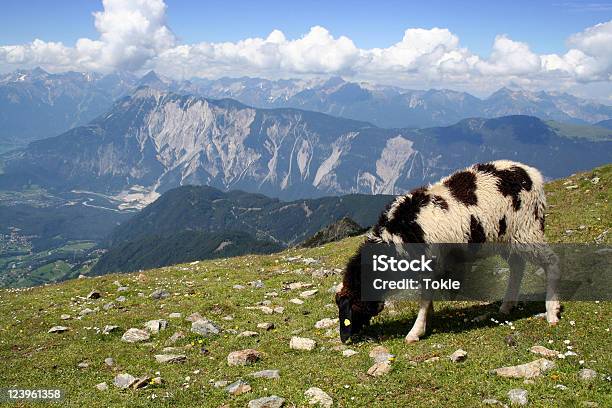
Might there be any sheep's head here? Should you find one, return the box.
[336,293,382,342]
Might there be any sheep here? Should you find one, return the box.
[336,160,561,343]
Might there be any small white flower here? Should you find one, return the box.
[548,339,554,344]
[557,354,566,359]
[564,340,571,344]
[569,321,575,326]
[579,360,585,365]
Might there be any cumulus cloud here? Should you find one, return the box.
[0,0,611,95]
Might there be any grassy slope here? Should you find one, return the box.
[0,165,610,408]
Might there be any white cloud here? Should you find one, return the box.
[0,0,611,95]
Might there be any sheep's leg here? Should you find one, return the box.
[405,299,434,343]
[520,244,561,325]
[499,254,526,315]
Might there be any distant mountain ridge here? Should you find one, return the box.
[1,87,610,201]
[1,68,611,152]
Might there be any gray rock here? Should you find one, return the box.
[251,369,280,380]
[369,346,394,363]
[367,361,391,376]
[304,387,333,407]
[482,399,502,405]
[104,357,115,367]
[150,289,170,300]
[490,358,555,378]
[257,322,275,331]
[95,382,108,391]
[60,314,71,320]
[250,280,264,288]
[191,319,220,336]
[117,286,129,292]
[103,302,115,310]
[508,388,528,406]
[77,361,89,369]
[121,328,150,343]
[248,396,285,408]
[102,325,119,334]
[290,336,316,351]
[300,289,318,298]
[289,298,304,305]
[132,376,152,390]
[168,312,182,319]
[225,379,252,395]
[166,331,185,345]
[449,349,468,362]
[342,349,358,357]
[213,380,230,388]
[87,290,101,299]
[238,330,259,337]
[79,308,95,316]
[233,284,246,290]
[113,373,136,389]
[578,368,597,381]
[185,312,204,322]
[48,326,69,333]
[154,354,186,364]
[115,296,126,303]
[144,319,168,334]
[314,318,338,329]
[227,349,261,366]
[530,345,559,358]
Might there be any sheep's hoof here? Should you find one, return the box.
[499,302,516,315]
[404,334,420,344]
[547,315,560,326]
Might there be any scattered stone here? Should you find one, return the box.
[314,318,338,329]
[191,319,220,336]
[257,322,274,331]
[102,325,119,334]
[300,289,318,298]
[582,402,599,407]
[214,380,230,388]
[250,280,264,288]
[225,379,252,396]
[166,331,185,345]
[121,328,150,343]
[87,290,101,299]
[103,302,115,310]
[117,286,129,292]
[273,306,285,314]
[238,331,259,338]
[342,349,358,357]
[150,289,170,300]
[144,319,168,334]
[290,336,316,351]
[80,308,95,316]
[424,356,440,363]
[287,282,313,290]
[48,326,69,333]
[530,345,559,358]
[155,354,186,364]
[251,369,280,380]
[186,312,204,322]
[233,284,246,290]
[369,346,394,363]
[132,376,152,389]
[578,368,597,381]
[289,298,304,305]
[304,387,333,407]
[449,349,468,362]
[554,384,568,390]
[367,361,391,376]
[490,358,555,379]
[95,382,108,391]
[60,314,71,320]
[482,399,502,405]
[77,361,89,369]
[507,388,528,406]
[227,349,261,366]
[248,396,285,408]
[115,296,126,303]
[113,373,137,389]
[104,357,115,367]
[168,312,182,319]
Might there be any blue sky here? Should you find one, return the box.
[1,0,611,100]
[2,0,610,57]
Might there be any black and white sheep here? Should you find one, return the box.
[336,160,561,343]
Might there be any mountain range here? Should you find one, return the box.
[2,68,611,153]
[1,86,610,202]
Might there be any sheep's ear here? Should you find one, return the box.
[338,297,353,343]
